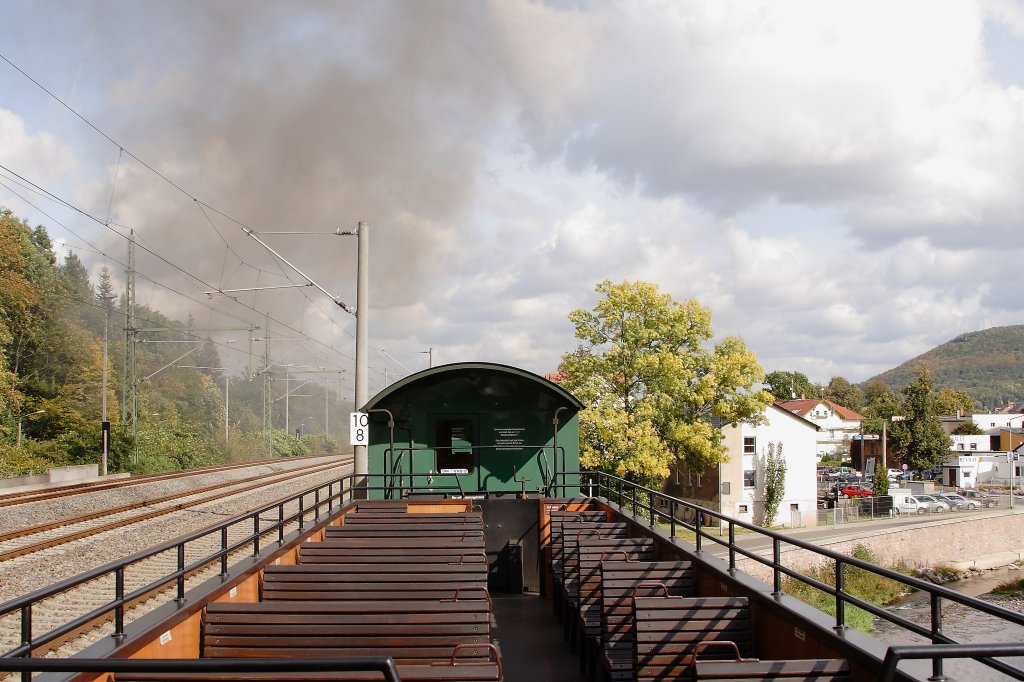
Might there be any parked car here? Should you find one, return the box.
[912,494,949,513]
[837,484,872,499]
[957,490,999,508]
[935,493,972,510]
[893,495,930,515]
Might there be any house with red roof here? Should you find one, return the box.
[776,398,865,461]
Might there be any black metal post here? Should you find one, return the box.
[930,593,945,681]
[278,503,285,543]
[772,538,782,596]
[220,527,229,576]
[728,521,736,574]
[253,514,261,556]
[176,543,186,602]
[114,566,125,638]
[669,499,677,540]
[835,560,846,630]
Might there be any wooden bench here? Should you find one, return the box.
[633,596,752,681]
[324,526,484,538]
[559,523,629,619]
[691,642,849,681]
[547,511,608,613]
[263,563,488,602]
[599,562,695,681]
[203,600,498,676]
[574,538,656,676]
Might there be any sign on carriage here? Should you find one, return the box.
[349,412,368,446]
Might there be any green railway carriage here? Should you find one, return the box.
[362,362,583,499]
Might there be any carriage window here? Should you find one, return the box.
[435,419,474,474]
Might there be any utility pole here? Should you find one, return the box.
[354,222,369,494]
[262,314,272,457]
[122,230,139,466]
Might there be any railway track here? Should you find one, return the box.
[0,461,353,662]
[0,454,333,509]
[0,458,347,561]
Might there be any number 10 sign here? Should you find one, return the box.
[350,412,369,446]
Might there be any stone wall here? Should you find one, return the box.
[736,510,1024,584]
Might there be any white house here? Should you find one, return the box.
[665,403,819,528]
[776,399,864,460]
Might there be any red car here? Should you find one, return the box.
[838,484,872,498]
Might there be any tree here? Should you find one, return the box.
[96,266,116,310]
[951,421,983,435]
[559,280,774,485]
[824,376,864,412]
[761,442,786,527]
[934,388,975,417]
[872,463,890,496]
[764,371,817,401]
[890,369,952,474]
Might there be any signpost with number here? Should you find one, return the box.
[350,412,368,447]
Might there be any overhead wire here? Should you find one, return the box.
[0,173,357,366]
[0,52,377,377]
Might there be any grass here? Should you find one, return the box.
[991,577,1024,596]
[783,545,913,632]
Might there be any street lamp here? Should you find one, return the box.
[17,410,46,448]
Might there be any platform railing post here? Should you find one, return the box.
[253,514,261,556]
[114,566,125,639]
[20,604,31,682]
[648,492,656,528]
[176,543,186,602]
[930,593,945,681]
[220,527,229,576]
[278,503,285,543]
[298,494,306,531]
[834,559,846,630]
[772,538,782,595]
[728,521,736,574]
[670,499,677,540]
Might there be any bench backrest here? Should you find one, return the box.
[559,522,630,589]
[204,599,492,664]
[548,511,609,582]
[633,596,752,681]
[692,657,850,681]
[576,537,656,613]
[599,560,695,675]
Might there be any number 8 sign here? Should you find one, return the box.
[349,412,369,446]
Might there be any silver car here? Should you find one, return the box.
[936,493,974,510]
[913,494,950,513]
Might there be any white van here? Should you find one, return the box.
[891,491,929,515]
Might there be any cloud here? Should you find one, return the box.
[3,0,1024,392]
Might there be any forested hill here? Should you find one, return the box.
[864,326,1024,409]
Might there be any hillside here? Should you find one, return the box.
[864,326,1024,409]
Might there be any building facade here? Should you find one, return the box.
[776,398,864,460]
[664,403,819,528]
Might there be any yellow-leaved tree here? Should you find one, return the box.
[559,280,773,487]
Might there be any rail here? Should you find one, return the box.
[0,474,354,668]
[551,471,1024,681]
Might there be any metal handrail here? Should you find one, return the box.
[879,643,1024,682]
[0,656,402,681]
[0,473,354,660]
[554,470,1024,681]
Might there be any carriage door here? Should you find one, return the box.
[434,417,478,491]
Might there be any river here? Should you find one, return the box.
[873,566,1024,681]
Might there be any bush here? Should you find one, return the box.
[783,544,911,632]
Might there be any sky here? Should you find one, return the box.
[2,0,1024,398]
